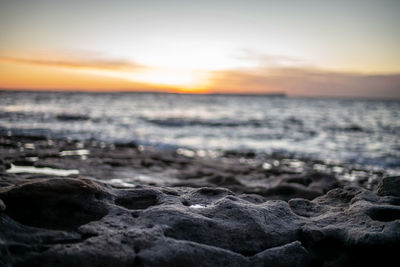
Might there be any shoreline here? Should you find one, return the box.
[1,134,399,266]
[0,133,385,194]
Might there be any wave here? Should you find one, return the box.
[143,117,264,128]
[56,113,90,121]
[325,124,367,133]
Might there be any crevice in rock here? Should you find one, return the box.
[42,232,97,245]
[164,228,282,257]
[285,177,312,187]
[131,211,141,218]
[196,187,232,196]
[163,233,249,257]
[165,230,308,259]
[134,255,143,266]
[367,206,400,222]
[299,228,347,265]
[80,232,98,240]
[115,194,158,210]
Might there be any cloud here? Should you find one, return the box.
[208,67,400,98]
[0,54,143,71]
[234,49,312,67]
[221,50,400,98]
[1,49,399,98]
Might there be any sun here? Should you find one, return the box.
[81,66,211,91]
[126,68,210,89]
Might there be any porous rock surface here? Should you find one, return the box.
[1,176,400,267]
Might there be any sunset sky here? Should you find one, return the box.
[1,0,399,97]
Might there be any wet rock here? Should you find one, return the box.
[298,186,400,266]
[1,134,382,201]
[115,188,160,210]
[288,198,326,217]
[0,178,109,230]
[259,183,321,201]
[56,114,90,121]
[377,176,400,197]
[0,135,397,266]
[0,177,399,266]
[0,198,5,211]
[250,241,311,267]
[159,198,301,256]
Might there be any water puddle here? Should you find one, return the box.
[189,204,208,209]
[283,159,305,169]
[262,162,272,170]
[106,178,135,187]
[332,166,344,174]
[340,170,369,182]
[24,143,35,149]
[176,148,195,158]
[59,149,90,156]
[313,163,328,171]
[26,156,39,162]
[7,164,79,176]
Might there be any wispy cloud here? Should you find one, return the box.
[1,49,399,98]
[234,49,312,68]
[214,50,400,98]
[0,54,143,71]
[209,67,400,98]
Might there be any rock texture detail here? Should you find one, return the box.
[0,136,397,266]
[1,177,399,267]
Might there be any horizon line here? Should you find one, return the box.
[1,88,400,101]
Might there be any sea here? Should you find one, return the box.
[1,90,399,174]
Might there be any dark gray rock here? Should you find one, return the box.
[0,177,399,266]
[0,136,397,266]
[250,241,311,267]
[377,176,400,197]
[0,199,5,211]
[0,178,109,231]
[56,114,90,121]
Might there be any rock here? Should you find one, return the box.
[56,114,90,121]
[0,199,5,211]
[377,176,400,197]
[2,134,384,202]
[0,135,397,266]
[246,172,340,201]
[0,177,399,266]
[250,241,311,267]
[159,198,301,256]
[0,178,109,230]
[259,183,322,201]
[288,198,326,217]
[299,186,400,267]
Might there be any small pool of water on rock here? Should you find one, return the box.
[59,149,90,156]
[7,164,79,176]
[189,204,208,209]
[25,157,39,162]
[105,178,135,187]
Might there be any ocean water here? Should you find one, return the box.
[1,91,399,173]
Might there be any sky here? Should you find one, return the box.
[0,0,399,97]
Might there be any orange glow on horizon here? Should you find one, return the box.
[1,52,399,98]
[0,54,213,93]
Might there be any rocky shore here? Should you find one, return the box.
[1,135,399,266]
